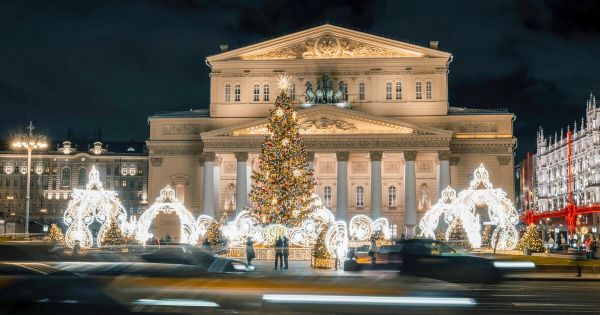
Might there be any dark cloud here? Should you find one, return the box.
[0,0,598,161]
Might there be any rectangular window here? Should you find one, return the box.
[359,83,365,100]
[416,82,422,99]
[426,81,432,99]
[395,82,402,99]
[225,84,231,102]
[122,180,127,187]
[234,84,241,102]
[289,83,296,101]
[356,187,364,207]
[385,82,392,100]
[253,85,260,102]
[263,84,270,102]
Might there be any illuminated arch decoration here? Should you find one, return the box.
[349,215,391,241]
[418,187,456,239]
[134,185,198,245]
[196,215,217,241]
[325,221,349,258]
[63,166,128,248]
[418,164,519,250]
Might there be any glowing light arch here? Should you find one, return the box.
[134,185,198,245]
[63,166,128,248]
[418,164,519,250]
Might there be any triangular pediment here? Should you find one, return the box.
[201,106,452,139]
[207,24,451,62]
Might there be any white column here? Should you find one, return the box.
[437,151,451,198]
[370,151,383,219]
[202,152,215,217]
[404,151,417,237]
[336,152,349,221]
[213,156,221,216]
[450,157,460,187]
[235,152,248,214]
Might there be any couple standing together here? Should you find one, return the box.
[274,235,290,270]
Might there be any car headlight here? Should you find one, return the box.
[232,263,248,271]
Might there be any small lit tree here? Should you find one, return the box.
[101,218,127,246]
[481,224,493,248]
[370,229,385,246]
[516,224,545,253]
[205,213,228,248]
[312,225,331,269]
[447,219,470,248]
[48,223,64,245]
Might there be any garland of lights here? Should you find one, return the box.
[418,164,519,250]
[63,166,128,248]
[133,185,199,245]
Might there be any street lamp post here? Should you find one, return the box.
[12,122,47,236]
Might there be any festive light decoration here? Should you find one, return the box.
[446,218,470,248]
[47,223,64,245]
[418,164,519,250]
[349,215,391,241]
[249,85,316,226]
[134,185,198,245]
[100,215,136,246]
[516,224,545,253]
[481,224,493,248]
[63,166,128,248]
[325,221,349,258]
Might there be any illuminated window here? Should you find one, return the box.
[289,83,296,101]
[61,168,71,188]
[324,186,332,207]
[426,80,432,99]
[341,82,348,101]
[385,82,392,100]
[253,84,260,101]
[78,168,87,188]
[358,82,365,100]
[388,186,397,206]
[122,180,127,187]
[225,83,231,102]
[356,186,364,207]
[129,166,136,176]
[234,84,241,102]
[263,83,270,101]
[121,166,128,176]
[395,81,402,99]
[416,81,422,99]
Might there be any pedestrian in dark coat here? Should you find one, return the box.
[246,237,256,266]
[282,235,290,269]
[274,236,283,270]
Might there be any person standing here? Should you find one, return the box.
[274,236,283,270]
[246,237,255,266]
[282,235,290,270]
[368,238,378,266]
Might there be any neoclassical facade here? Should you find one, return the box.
[146,24,516,238]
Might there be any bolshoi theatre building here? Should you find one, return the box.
[146,24,516,237]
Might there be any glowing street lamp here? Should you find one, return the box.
[11,121,47,236]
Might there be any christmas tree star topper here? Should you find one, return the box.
[276,73,292,91]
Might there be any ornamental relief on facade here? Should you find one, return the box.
[161,124,202,135]
[319,162,336,174]
[458,122,498,133]
[416,160,434,174]
[148,146,203,155]
[351,161,368,174]
[450,143,514,154]
[223,161,236,173]
[300,117,358,133]
[384,162,401,174]
[243,34,414,60]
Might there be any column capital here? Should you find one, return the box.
[437,150,451,161]
[306,151,316,162]
[369,151,383,161]
[449,156,460,166]
[234,152,249,162]
[497,155,512,165]
[202,152,216,162]
[336,151,349,162]
[403,151,417,161]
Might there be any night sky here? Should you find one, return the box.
[1,0,599,160]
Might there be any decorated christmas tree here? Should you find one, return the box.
[481,224,493,248]
[205,213,228,247]
[249,74,316,226]
[447,219,470,248]
[516,224,545,253]
[312,225,331,268]
[48,223,64,245]
[101,217,127,246]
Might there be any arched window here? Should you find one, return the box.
[324,186,332,207]
[61,168,71,188]
[224,83,231,102]
[78,168,87,188]
[341,82,348,101]
[426,80,432,99]
[358,82,365,100]
[416,81,422,99]
[289,83,296,101]
[263,83,270,101]
[253,84,260,102]
[395,81,402,99]
[356,186,364,207]
[385,82,392,100]
[388,186,397,206]
[234,84,241,102]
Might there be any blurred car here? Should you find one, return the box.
[347,239,503,283]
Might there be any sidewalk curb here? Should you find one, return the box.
[504,276,600,281]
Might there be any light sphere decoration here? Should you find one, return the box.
[418,164,519,250]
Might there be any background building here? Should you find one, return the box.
[147,24,517,240]
[0,131,148,233]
